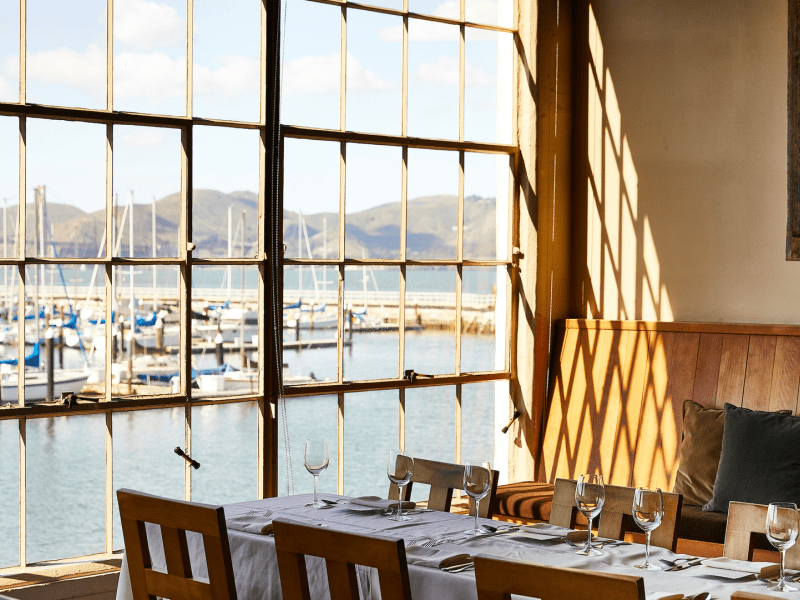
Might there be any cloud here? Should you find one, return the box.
[283,53,393,96]
[0,74,14,102]
[120,128,167,147]
[115,51,185,104]
[26,44,106,101]
[194,55,260,99]
[415,56,494,87]
[115,0,184,50]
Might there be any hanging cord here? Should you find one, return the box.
[272,0,293,496]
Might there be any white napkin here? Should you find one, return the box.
[520,523,574,537]
[225,514,274,535]
[700,557,779,577]
[405,546,472,569]
[348,496,416,510]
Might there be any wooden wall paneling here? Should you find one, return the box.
[610,329,650,487]
[768,336,800,414]
[631,331,674,489]
[660,332,700,489]
[741,336,777,411]
[586,328,629,483]
[540,326,584,482]
[715,334,750,408]
[691,333,723,406]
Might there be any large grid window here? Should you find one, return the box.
[278,0,517,498]
[0,0,517,569]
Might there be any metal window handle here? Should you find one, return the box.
[501,410,522,434]
[174,447,201,469]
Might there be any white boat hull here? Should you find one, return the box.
[1,370,90,403]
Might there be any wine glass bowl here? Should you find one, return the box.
[387,449,414,521]
[575,474,605,556]
[632,487,664,570]
[304,439,329,508]
[766,502,799,592]
[463,460,492,535]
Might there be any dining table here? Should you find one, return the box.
[115,493,800,600]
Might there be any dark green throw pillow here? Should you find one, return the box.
[703,403,800,513]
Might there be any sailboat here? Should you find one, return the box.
[0,344,90,404]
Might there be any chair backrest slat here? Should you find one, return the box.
[117,488,237,600]
[388,457,500,517]
[725,501,800,569]
[474,555,645,600]
[273,519,413,600]
[550,478,683,551]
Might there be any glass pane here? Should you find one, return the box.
[347,11,401,135]
[283,266,338,385]
[407,149,458,259]
[113,126,181,258]
[282,0,340,129]
[277,395,339,497]
[464,152,509,260]
[404,266,455,374]
[192,265,260,399]
[112,407,185,549]
[345,143,401,259]
[26,0,106,109]
[0,116,19,249]
[114,0,187,116]
[112,265,180,398]
[192,401,258,503]
[461,266,504,372]
[0,1,19,103]
[461,382,495,466]
[465,30,513,144]
[283,138,340,259]
[193,127,260,258]
[408,0,459,20]
[26,119,105,258]
[27,413,105,562]
[405,385,455,501]
[344,266,398,381]
[408,20,459,140]
[21,264,104,403]
[465,0,513,29]
[194,0,260,122]
[344,390,398,496]
[0,420,19,568]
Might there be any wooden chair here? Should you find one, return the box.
[724,501,800,568]
[549,478,683,550]
[388,457,500,518]
[473,554,645,600]
[272,518,412,600]
[117,488,237,600]
[730,592,779,600]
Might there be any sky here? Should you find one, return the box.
[0,0,512,220]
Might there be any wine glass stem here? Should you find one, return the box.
[586,517,594,550]
[781,548,787,584]
[474,499,480,533]
[313,474,318,505]
[397,485,404,519]
[645,530,652,566]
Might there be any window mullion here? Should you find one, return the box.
[186,0,193,118]
[18,0,25,105]
[19,417,26,567]
[107,0,113,112]
[340,6,347,132]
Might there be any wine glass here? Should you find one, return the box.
[766,502,799,592]
[463,460,492,535]
[632,487,664,570]
[575,474,605,556]
[386,449,414,521]
[304,439,329,508]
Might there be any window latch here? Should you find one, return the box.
[403,369,435,383]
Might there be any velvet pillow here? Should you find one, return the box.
[673,400,725,506]
[703,403,800,513]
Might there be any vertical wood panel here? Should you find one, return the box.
[632,331,674,489]
[692,333,723,406]
[609,329,649,486]
[715,334,749,408]
[769,336,800,414]
[742,336,777,411]
[540,326,583,482]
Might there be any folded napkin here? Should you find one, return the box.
[519,523,606,543]
[225,514,274,535]
[348,496,416,510]
[700,557,780,577]
[405,546,472,569]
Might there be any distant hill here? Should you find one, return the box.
[4,191,498,259]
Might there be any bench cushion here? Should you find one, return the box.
[493,482,555,521]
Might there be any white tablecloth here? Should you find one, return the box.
[116,493,799,600]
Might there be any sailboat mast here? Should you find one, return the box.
[129,191,134,319]
[36,185,45,369]
[240,209,246,367]
[3,198,7,313]
[298,211,303,296]
[152,195,157,312]
[227,204,232,301]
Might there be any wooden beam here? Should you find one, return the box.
[788,0,800,259]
